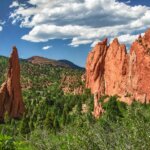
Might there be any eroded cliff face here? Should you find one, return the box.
[0,47,24,123]
[86,29,150,118]
[86,38,108,98]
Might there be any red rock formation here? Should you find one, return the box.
[0,47,24,122]
[0,82,7,123]
[128,29,150,103]
[104,38,128,96]
[86,38,108,98]
[86,29,150,118]
[92,93,104,119]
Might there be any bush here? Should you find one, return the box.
[0,135,15,150]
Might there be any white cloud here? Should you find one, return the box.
[126,0,131,4]
[42,45,53,50]
[0,20,5,32]
[0,26,2,32]
[110,34,139,45]
[0,20,5,25]
[9,0,150,46]
[91,40,101,47]
[9,1,19,8]
[69,38,92,47]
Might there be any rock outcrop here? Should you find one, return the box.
[86,29,150,118]
[0,47,24,123]
[61,74,84,95]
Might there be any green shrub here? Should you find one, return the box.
[0,135,15,150]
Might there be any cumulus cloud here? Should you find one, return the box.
[117,34,139,44]
[42,45,53,50]
[9,0,150,47]
[109,34,139,45]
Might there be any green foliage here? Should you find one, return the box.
[102,96,127,121]
[1,57,150,149]
[0,135,15,150]
[0,56,8,84]
[24,99,150,150]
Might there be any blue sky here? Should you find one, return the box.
[0,0,150,67]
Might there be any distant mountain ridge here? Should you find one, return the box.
[0,55,84,70]
[26,56,84,69]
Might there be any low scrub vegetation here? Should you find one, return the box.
[0,57,150,150]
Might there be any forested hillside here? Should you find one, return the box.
[0,56,150,150]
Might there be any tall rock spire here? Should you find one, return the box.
[0,47,24,123]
